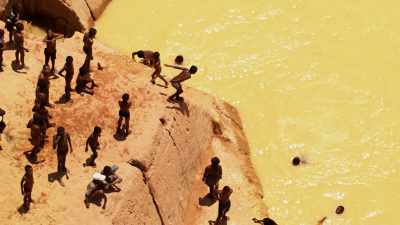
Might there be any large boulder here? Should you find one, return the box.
[1,0,111,35]
[85,0,111,20]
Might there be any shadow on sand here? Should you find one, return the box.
[48,171,68,187]
[166,98,189,116]
[199,193,218,207]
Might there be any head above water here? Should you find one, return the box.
[211,157,220,166]
[336,205,345,214]
[122,93,130,101]
[292,156,301,166]
[189,65,198,74]
[262,218,278,225]
[89,28,97,38]
[175,55,184,65]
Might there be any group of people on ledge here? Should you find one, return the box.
[0,4,346,225]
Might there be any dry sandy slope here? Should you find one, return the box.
[0,24,267,225]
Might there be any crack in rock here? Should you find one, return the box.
[128,159,166,225]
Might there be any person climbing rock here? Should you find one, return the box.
[164,64,197,102]
[202,157,222,199]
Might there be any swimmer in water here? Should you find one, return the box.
[292,156,306,166]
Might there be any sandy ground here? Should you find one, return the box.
[0,22,267,225]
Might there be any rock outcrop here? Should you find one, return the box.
[0,0,111,35]
[0,22,267,225]
[85,0,111,20]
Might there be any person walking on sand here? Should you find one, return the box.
[36,65,52,107]
[43,29,64,73]
[202,157,222,199]
[164,64,198,102]
[150,52,168,87]
[20,165,34,211]
[53,127,73,177]
[58,56,74,101]
[83,28,97,70]
[85,126,101,166]
[115,93,132,138]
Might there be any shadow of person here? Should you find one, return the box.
[208,217,228,225]
[48,171,66,187]
[23,150,45,164]
[199,193,218,207]
[3,41,16,51]
[17,204,29,215]
[166,98,190,116]
[54,94,72,105]
[11,60,27,74]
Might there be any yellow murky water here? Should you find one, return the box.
[97,1,400,224]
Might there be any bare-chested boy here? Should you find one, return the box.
[58,56,74,101]
[215,186,233,225]
[53,127,73,176]
[20,165,34,211]
[85,126,101,166]
[150,52,168,87]
[14,22,28,68]
[83,28,97,70]
[5,5,19,43]
[0,108,5,150]
[116,93,132,136]
[132,50,156,66]
[36,65,52,107]
[0,29,4,72]
[164,64,198,102]
[43,29,64,72]
[75,66,96,95]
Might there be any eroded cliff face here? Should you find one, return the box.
[0,0,111,34]
[0,21,267,225]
